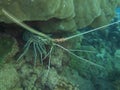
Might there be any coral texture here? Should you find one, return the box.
[0,0,118,33]
[0,34,19,64]
[0,64,20,90]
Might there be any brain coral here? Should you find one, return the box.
[0,0,119,33]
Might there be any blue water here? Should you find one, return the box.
[115,7,120,20]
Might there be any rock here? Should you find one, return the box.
[0,34,19,64]
[115,49,120,58]
[0,0,118,33]
[74,0,101,28]
[113,79,120,90]
[11,88,23,90]
[113,49,120,71]
[0,64,20,90]
[114,61,120,72]
[69,45,114,79]
[93,78,115,90]
[41,67,60,89]
[118,0,120,6]
[59,67,95,90]
[16,63,43,90]
[91,0,118,27]
[22,74,37,90]
[0,0,75,21]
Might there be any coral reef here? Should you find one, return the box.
[0,34,19,64]
[0,26,120,89]
[0,64,20,90]
[0,0,119,33]
[113,79,120,90]
[118,0,120,6]
[0,1,120,90]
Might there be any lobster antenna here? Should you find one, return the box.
[2,9,51,40]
